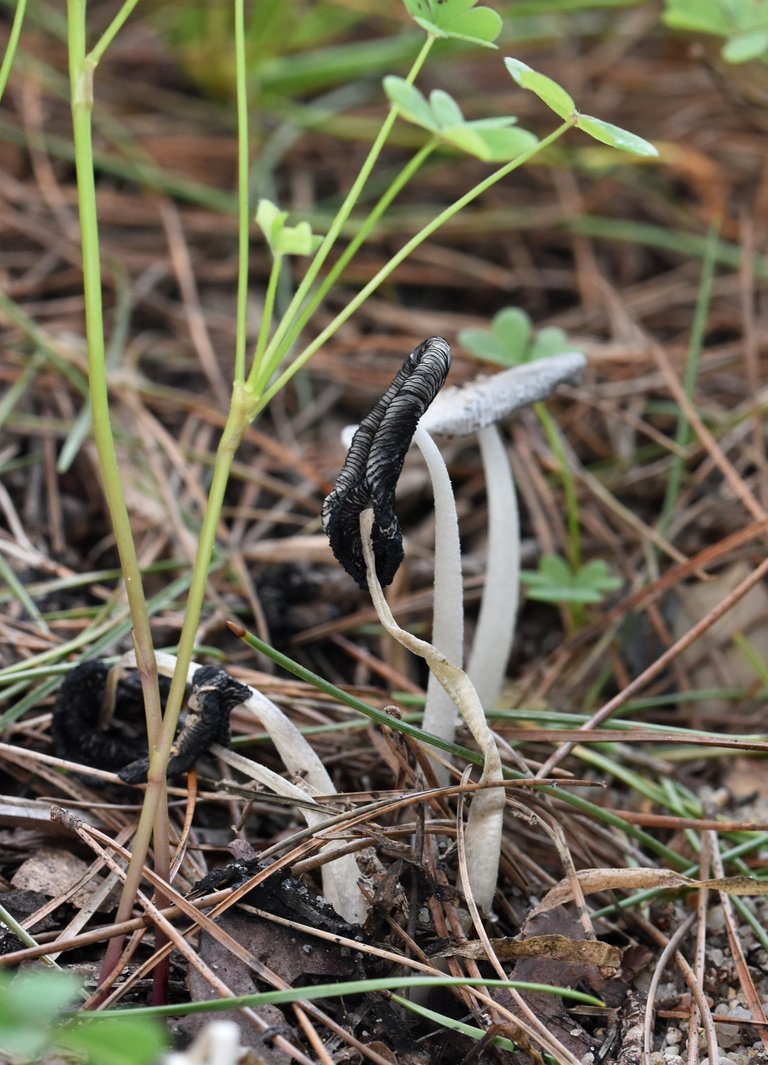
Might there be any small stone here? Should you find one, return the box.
[716,1005,753,1050]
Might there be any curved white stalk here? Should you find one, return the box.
[120,650,367,924]
[420,353,586,713]
[359,509,504,914]
[210,744,367,924]
[467,423,520,709]
[412,424,462,779]
[162,1020,242,1065]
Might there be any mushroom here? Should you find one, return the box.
[333,349,587,760]
[323,342,586,912]
[323,337,502,912]
[322,336,452,588]
[358,507,504,914]
[120,650,367,925]
[419,351,586,714]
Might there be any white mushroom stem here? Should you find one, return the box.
[119,650,367,925]
[466,423,520,709]
[412,424,463,778]
[209,744,365,924]
[162,1019,242,1065]
[359,508,504,914]
[419,351,586,714]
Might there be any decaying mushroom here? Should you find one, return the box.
[322,336,452,588]
[419,351,586,715]
[323,339,586,912]
[120,651,368,925]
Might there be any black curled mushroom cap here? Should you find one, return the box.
[118,665,251,784]
[322,336,452,588]
[52,660,172,772]
[51,659,250,784]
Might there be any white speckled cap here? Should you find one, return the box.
[418,351,586,437]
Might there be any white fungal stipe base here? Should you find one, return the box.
[413,424,463,778]
[359,509,504,915]
[466,423,520,709]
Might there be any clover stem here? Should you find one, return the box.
[467,424,520,710]
[251,123,573,417]
[247,35,436,394]
[264,141,438,382]
[360,509,504,913]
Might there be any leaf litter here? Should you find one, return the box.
[2,5,768,1064]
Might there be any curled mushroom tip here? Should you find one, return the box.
[322,336,452,587]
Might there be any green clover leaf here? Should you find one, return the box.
[660,0,766,64]
[505,56,658,157]
[662,0,732,35]
[723,27,768,63]
[459,306,580,367]
[384,77,538,161]
[664,0,768,63]
[404,0,502,47]
[255,199,323,257]
[521,555,622,606]
[0,970,167,1065]
[504,57,575,119]
[574,115,658,157]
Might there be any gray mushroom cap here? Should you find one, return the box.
[418,351,586,437]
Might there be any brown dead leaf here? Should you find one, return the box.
[433,933,621,971]
[494,908,604,1061]
[182,909,294,1061]
[531,867,768,916]
[10,847,105,910]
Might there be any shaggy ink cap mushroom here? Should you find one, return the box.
[120,650,369,925]
[117,666,251,783]
[52,660,173,773]
[322,336,452,588]
[419,351,587,716]
[327,348,587,912]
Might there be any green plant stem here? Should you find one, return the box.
[67,4,161,725]
[94,976,604,1021]
[534,400,580,568]
[252,253,284,372]
[247,34,436,391]
[98,411,245,990]
[233,0,249,385]
[89,0,140,65]
[259,140,438,384]
[534,398,586,629]
[249,120,573,418]
[67,0,169,987]
[0,0,27,103]
[157,0,255,784]
[165,403,246,720]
